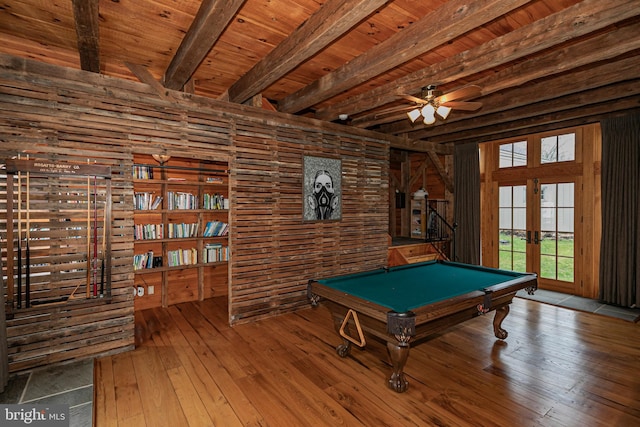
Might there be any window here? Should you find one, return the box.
[499,141,527,168]
[541,133,575,164]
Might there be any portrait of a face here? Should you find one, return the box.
[303,156,341,221]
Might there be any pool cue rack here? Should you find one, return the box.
[3,158,112,312]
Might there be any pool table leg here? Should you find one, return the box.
[493,305,510,339]
[387,341,410,393]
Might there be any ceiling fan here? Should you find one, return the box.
[402,84,483,125]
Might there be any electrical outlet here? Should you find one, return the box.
[148,285,154,295]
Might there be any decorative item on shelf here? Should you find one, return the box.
[152,154,171,165]
[412,188,428,200]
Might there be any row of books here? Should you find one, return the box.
[134,248,229,269]
[134,224,164,240]
[203,193,226,210]
[133,165,226,183]
[133,165,154,180]
[167,248,198,267]
[167,191,198,210]
[134,193,228,210]
[203,244,230,263]
[135,222,230,240]
[203,221,229,237]
[167,222,199,238]
[134,192,163,210]
[133,252,163,270]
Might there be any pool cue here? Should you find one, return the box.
[100,198,106,297]
[86,168,91,298]
[17,169,22,308]
[25,167,30,308]
[93,174,98,297]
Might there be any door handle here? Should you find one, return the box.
[534,231,539,245]
[527,231,531,244]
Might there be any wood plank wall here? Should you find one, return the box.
[0,53,390,371]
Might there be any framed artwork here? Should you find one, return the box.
[303,156,341,221]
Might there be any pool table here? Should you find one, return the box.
[307,260,537,392]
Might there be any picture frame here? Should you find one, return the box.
[303,155,341,221]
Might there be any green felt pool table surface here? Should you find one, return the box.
[314,260,534,313]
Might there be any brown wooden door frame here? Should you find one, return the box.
[480,124,601,298]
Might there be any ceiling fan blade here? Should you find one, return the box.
[373,105,415,117]
[441,101,483,111]
[437,85,482,104]
[402,94,426,104]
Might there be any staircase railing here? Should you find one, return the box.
[425,202,457,261]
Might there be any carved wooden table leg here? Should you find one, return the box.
[493,305,510,339]
[387,340,410,392]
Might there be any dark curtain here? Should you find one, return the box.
[454,142,480,265]
[599,112,640,307]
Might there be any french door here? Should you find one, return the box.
[491,129,583,293]
[498,179,576,293]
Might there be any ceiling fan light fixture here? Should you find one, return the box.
[421,103,435,117]
[436,105,451,120]
[423,113,436,125]
[407,108,421,123]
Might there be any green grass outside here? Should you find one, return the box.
[498,232,574,282]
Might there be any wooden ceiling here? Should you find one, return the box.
[0,0,638,149]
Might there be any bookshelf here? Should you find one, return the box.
[133,154,229,310]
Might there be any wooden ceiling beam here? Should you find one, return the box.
[316,0,640,122]
[428,100,640,147]
[379,20,640,134]
[277,0,530,114]
[418,80,640,146]
[163,0,246,91]
[426,152,453,194]
[407,51,640,141]
[71,0,100,73]
[125,62,176,102]
[225,0,389,105]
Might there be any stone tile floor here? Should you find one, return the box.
[0,358,93,427]
[517,288,640,322]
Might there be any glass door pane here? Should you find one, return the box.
[539,183,574,282]
[499,185,527,272]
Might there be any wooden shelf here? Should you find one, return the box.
[133,154,229,311]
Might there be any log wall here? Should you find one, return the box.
[0,54,390,371]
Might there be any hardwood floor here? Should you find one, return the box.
[94,296,640,426]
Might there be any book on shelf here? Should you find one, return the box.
[133,251,162,270]
[134,223,164,240]
[134,192,163,210]
[167,248,198,266]
[203,243,230,263]
[205,176,224,184]
[167,191,198,210]
[203,220,229,237]
[167,222,199,238]
[133,165,154,179]
[203,193,225,210]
